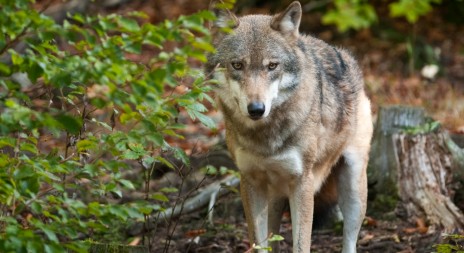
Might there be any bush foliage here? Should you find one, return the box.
[0,0,216,251]
[322,0,442,31]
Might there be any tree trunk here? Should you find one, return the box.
[369,105,464,231]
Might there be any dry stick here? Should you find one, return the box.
[161,142,229,251]
[184,190,223,252]
[140,158,156,249]
[162,162,191,252]
[162,143,207,252]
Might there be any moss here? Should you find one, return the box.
[368,192,400,218]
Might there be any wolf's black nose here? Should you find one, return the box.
[247,102,265,120]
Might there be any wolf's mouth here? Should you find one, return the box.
[249,115,263,121]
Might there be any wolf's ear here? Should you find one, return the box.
[271,1,302,37]
[210,2,239,30]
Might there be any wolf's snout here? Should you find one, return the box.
[247,102,265,120]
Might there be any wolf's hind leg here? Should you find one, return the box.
[337,149,368,253]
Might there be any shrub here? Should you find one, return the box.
[0,0,216,251]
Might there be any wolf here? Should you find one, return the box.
[206,1,373,252]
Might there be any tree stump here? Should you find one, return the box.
[369,105,464,231]
[394,132,464,231]
[369,106,427,198]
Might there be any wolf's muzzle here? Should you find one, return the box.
[247,102,265,120]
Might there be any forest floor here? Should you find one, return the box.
[37,0,464,252]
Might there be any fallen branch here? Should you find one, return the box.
[159,174,240,220]
[127,174,240,236]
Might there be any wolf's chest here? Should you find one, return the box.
[234,147,303,194]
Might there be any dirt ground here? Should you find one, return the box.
[142,178,453,253]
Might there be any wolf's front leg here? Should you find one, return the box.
[289,176,314,253]
[268,196,286,252]
[240,176,269,252]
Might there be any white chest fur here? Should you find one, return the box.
[234,147,303,196]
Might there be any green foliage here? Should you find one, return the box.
[322,0,377,32]
[390,0,442,24]
[433,234,464,253]
[401,118,441,135]
[369,193,399,217]
[252,234,285,251]
[322,0,442,31]
[0,0,216,251]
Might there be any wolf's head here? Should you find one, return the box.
[207,2,303,122]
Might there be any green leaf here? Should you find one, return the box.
[269,234,284,242]
[0,62,11,76]
[160,187,178,193]
[155,156,175,169]
[30,202,43,214]
[141,156,155,168]
[118,179,135,190]
[151,192,169,202]
[42,227,59,243]
[0,137,16,148]
[44,243,63,253]
[122,150,140,160]
[171,147,189,166]
[111,189,122,198]
[148,132,164,146]
[10,51,24,65]
[55,114,82,134]
[27,62,44,83]
[125,41,142,54]
[71,13,85,24]
[118,17,140,32]
[192,110,216,129]
[20,142,38,155]
[196,10,216,20]
[76,139,98,152]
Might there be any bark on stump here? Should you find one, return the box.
[394,132,464,231]
[369,105,464,231]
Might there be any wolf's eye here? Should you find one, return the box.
[268,62,279,70]
[231,62,243,70]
